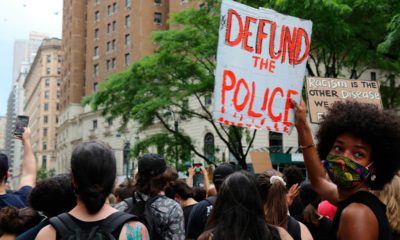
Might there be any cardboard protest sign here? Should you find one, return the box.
[306,77,383,123]
[213,0,312,133]
[250,151,273,173]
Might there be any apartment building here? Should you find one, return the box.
[24,38,62,171]
[57,0,207,176]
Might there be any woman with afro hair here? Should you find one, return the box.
[291,99,400,240]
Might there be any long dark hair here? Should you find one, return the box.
[257,171,288,229]
[71,141,116,214]
[200,171,280,240]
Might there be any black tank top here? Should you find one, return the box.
[55,214,123,240]
[332,191,392,240]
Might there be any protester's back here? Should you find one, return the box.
[130,153,185,240]
[36,141,149,240]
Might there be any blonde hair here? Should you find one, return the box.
[373,172,400,234]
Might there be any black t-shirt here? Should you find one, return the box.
[183,204,197,231]
[332,191,392,240]
[186,196,216,239]
[301,216,332,240]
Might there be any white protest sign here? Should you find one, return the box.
[213,0,312,133]
[306,77,383,123]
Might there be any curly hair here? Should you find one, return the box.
[29,173,76,217]
[0,207,41,235]
[316,101,400,190]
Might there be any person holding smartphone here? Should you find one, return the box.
[0,126,37,209]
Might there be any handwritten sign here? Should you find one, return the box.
[213,0,313,133]
[306,77,383,123]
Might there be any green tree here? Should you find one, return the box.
[37,167,55,181]
[85,0,256,170]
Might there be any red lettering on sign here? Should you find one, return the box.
[221,70,236,113]
[243,16,257,52]
[268,87,284,122]
[256,19,272,54]
[225,9,243,47]
[294,27,310,64]
[233,78,250,111]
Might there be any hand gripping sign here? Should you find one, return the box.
[213,0,312,133]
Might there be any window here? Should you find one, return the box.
[200,3,206,9]
[42,155,47,169]
[94,82,98,92]
[125,34,131,47]
[203,133,215,162]
[107,118,113,126]
[56,103,60,111]
[95,28,99,38]
[95,11,100,21]
[371,72,376,81]
[94,46,99,57]
[125,0,131,7]
[269,132,283,153]
[57,55,62,63]
[44,115,48,124]
[44,91,49,99]
[205,94,212,106]
[93,120,98,129]
[112,58,116,69]
[94,64,99,76]
[43,128,48,137]
[57,68,61,75]
[112,21,116,31]
[154,12,162,24]
[47,55,51,63]
[106,41,111,51]
[95,0,100,4]
[46,68,51,74]
[57,79,61,87]
[112,39,116,50]
[43,142,47,150]
[106,59,111,70]
[45,78,50,86]
[44,103,49,111]
[125,15,130,27]
[113,2,117,13]
[107,5,111,15]
[124,53,130,65]
[155,0,162,4]
[56,117,59,124]
[57,90,60,98]
[107,23,111,33]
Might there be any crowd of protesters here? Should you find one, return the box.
[1,99,400,240]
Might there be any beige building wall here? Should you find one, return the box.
[24,38,62,171]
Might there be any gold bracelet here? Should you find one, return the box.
[299,143,315,149]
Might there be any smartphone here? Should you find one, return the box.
[193,163,203,174]
[13,115,29,138]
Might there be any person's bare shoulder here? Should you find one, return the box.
[119,221,149,240]
[338,202,378,240]
[299,221,313,240]
[276,226,294,240]
[35,224,56,240]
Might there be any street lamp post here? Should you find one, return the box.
[123,142,130,180]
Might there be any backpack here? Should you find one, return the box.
[125,192,164,240]
[49,211,137,240]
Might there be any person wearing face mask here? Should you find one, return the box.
[291,99,400,240]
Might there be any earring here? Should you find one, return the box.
[371,174,376,181]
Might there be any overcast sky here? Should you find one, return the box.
[0,0,62,116]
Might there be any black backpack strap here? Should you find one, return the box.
[287,216,301,240]
[100,211,139,234]
[49,213,79,238]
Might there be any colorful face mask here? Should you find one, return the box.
[323,154,372,189]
